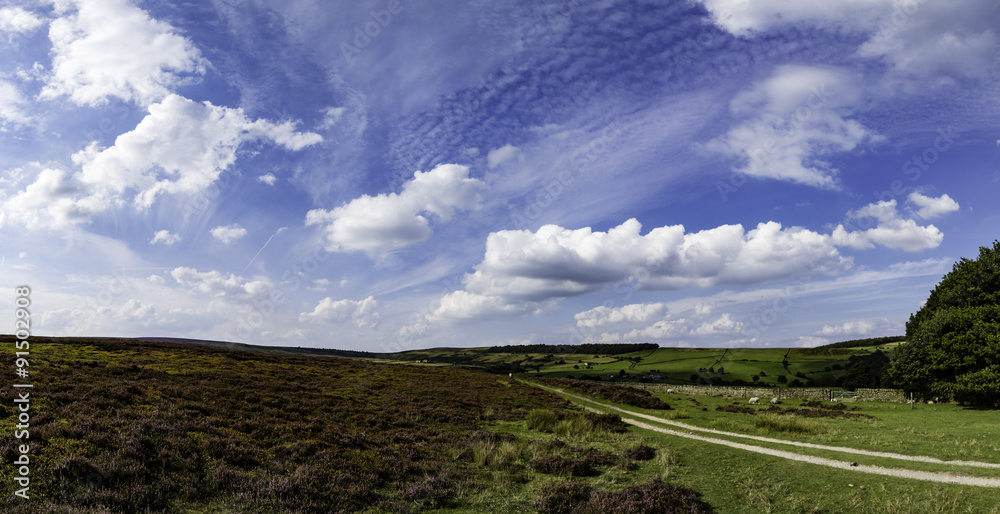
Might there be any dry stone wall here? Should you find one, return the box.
[625,384,908,403]
[854,388,907,403]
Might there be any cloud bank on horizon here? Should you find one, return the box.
[0,0,995,351]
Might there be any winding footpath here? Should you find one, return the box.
[532,384,1000,488]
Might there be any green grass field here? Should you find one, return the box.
[393,345,888,387]
[525,379,1000,513]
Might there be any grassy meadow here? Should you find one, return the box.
[3,336,998,513]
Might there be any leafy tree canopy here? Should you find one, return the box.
[883,241,1000,406]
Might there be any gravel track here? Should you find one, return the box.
[535,385,1000,487]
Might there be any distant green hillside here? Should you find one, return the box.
[813,335,904,350]
[129,337,900,389]
[390,344,899,389]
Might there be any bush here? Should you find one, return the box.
[624,444,656,461]
[533,481,594,514]
[716,404,756,415]
[586,479,713,514]
[584,412,629,433]
[529,455,596,476]
[763,404,869,420]
[538,378,671,410]
[534,480,711,514]
[402,475,456,507]
[583,450,618,467]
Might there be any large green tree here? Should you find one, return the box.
[883,241,1000,406]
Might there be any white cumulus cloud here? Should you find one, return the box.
[0,95,321,229]
[170,267,271,300]
[306,163,487,254]
[696,0,999,80]
[0,6,44,34]
[210,224,247,245]
[41,0,208,106]
[424,195,949,324]
[426,291,554,323]
[691,313,743,335]
[575,303,669,328]
[907,192,959,219]
[299,296,379,328]
[817,318,898,337]
[428,217,851,322]
[832,200,944,252]
[623,319,690,340]
[149,229,181,246]
[258,173,278,186]
[466,218,848,300]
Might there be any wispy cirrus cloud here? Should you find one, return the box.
[705,65,878,188]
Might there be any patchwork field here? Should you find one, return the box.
[394,345,891,387]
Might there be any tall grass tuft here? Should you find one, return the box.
[712,417,753,433]
[656,447,679,480]
[753,413,825,434]
[473,440,523,469]
[553,415,595,440]
[526,409,559,433]
[730,466,790,513]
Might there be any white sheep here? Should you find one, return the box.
[666,389,675,394]
[770,398,779,404]
[749,397,759,405]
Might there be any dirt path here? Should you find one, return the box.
[533,385,1000,488]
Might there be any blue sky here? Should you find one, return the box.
[1,0,997,351]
